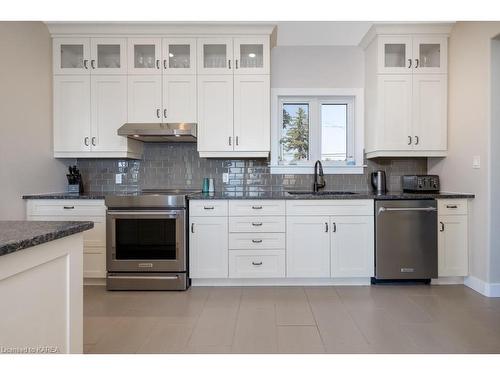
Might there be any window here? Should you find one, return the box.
[271,89,364,174]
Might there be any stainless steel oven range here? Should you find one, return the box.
[105,189,199,291]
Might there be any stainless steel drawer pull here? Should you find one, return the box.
[252,239,263,243]
[252,261,263,266]
[203,206,215,210]
[446,205,458,209]
[252,206,263,210]
[191,223,194,233]
[332,222,337,232]
[325,222,328,232]
[109,275,179,280]
[63,206,75,209]
[251,222,263,226]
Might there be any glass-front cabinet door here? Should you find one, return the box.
[377,36,412,74]
[53,38,90,75]
[90,38,127,74]
[412,36,447,74]
[163,38,197,75]
[197,38,233,75]
[127,38,162,75]
[233,37,269,74]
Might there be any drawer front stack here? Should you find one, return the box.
[228,200,286,278]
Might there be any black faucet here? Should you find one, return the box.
[313,160,326,192]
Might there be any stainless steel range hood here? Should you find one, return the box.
[117,123,197,142]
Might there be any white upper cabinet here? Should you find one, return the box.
[128,38,162,75]
[233,75,270,151]
[412,74,447,151]
[412,36,447,74]
[53,38,91,75]
[53,75,91,153]
[378,36,412,74]
[197,38,233,75]
[233,37,270,75]
[197,75,234,152]
[90,38,127,75]
[127,75,162,123]
[377,35,447,75]
[162,38,196,75]
[162,75,197,123]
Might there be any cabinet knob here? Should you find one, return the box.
[252,261,263,266]
[251,222,263,226]
[252,239,263,243]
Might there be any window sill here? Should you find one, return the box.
[270,165,366,175]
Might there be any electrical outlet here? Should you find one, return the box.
[222,173,229,183]
[115,173,122,184]
[472,155,481,169]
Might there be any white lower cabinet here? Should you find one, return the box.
[286,216,331,278]
[229,250,285,278]
[189,216,228,278]
[25,200,106,279]
[331,216,374,278]
[438,200,469,277]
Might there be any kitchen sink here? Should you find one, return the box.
[286,191,359,195]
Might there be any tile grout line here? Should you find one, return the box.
[183,287,212,351]
[303,287,327,353]
[228,287,244,352]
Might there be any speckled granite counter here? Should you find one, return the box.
[22,192,106,200]
[188,191,475,200]
[0,221,94,257]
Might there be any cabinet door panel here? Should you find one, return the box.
[438,215,468,277]
[197,75,234,152]
[377,36,412,74]
[233,37,269,75]
[163,38,197,75]
[162,75,197,123]
[197,38,233,75]
[331,216,374,278]
[377,75,412,150]
[53,37,90,75]
[127,38,162,75]
[91,75,128,152]
[233,75,270,152]
[127,75,162,123]
[90,38,127,75]
[286,216,330,278]
[412,74,447,151]
[412,36,447,74]
[189,217,228,278]
[53,75,91,153]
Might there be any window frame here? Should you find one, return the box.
[271,88,365,175]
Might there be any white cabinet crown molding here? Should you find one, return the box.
[45,22,276,37]
[359,22,454,49]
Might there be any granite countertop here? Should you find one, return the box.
[188,191,475,200]
[22,192,106,200]
[0,221,94,257]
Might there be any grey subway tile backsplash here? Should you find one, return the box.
[75,143,427,193]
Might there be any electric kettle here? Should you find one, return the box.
[371,170,387,194]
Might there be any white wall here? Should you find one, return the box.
[428,22,500,285]
[271,46,364,88]
[0,22,67,220]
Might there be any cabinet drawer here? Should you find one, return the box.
[229,233,285,250]
[286,200,373,216]
[189,200,228,217]
[438,199,468,216]
[229,216,285,233]
[229,250,285,278]
[27,199,105,217]
[229,200,285,216]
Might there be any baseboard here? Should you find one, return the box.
[191,277,371,287]
[431,276,465,285]
[84,277,106,286]
[464,276,500,297]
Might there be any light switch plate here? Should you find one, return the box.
[472,155,481,169]
[115,173,122,184]
[222,173,229,183]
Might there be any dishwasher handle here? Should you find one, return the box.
[378,206,437,215]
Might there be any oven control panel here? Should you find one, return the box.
[402,175,440,192]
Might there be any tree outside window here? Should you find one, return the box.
[280,103,309,162]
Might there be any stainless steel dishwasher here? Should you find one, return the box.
[374,200,438,281]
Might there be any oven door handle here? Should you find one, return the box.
[108,275,180,280]
[107,210,180,216]
[378,207,437,215]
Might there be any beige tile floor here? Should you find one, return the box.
[83,284,500,354]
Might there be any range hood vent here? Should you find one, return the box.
[117,123,197,143]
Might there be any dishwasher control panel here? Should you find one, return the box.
[402,175,440,192]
